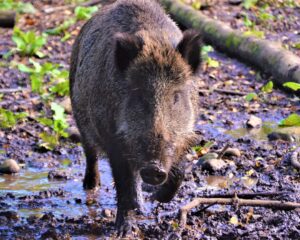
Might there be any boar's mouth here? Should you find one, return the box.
[140,162,168,185]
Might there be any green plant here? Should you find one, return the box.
[12,28,47,57]
[18,60,69,96]
[283,82,300,91]
[0,0,36,14]
[245,92,258,102]
[243,0,258,9]
[74,6,99,20]
[0,108,27,129]
[261,81,273,93]
[38,103,69,150]
[279,113,300,127]
[201,45,220,68]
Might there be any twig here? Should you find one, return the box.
[201,191,292,199]
[198,89,248,96]
[0,87,28,94]
[290,147,300,170]
[217,144,230,159]
[180,197,300,227]
[214,88,247,96]
[44,0,103,14]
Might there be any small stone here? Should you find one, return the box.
[201,158,228,172]
[0,159,20,174]
[196,153,218,166]
[48,169,72,180]
[224,148,241,158]
[59,97,72,114]
[246,115,262,129]
[102,209,112,218]
[267,132,294,142]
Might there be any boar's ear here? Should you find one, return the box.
[176,30,202,73]
[114,33,144,72]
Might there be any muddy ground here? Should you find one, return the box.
[0,0,300,239]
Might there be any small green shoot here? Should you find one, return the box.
[201,45,219,67]
[293,43,300,49]
[261,81,273,93]
[245,92,258,102]
[38,103,69,150]
[0,108,27,129]
[279,113,300,127]
[12,28,47,57]
[243,0,258,9]
[0,0,36,14]
[74,6,99,20]
[283,82,300,91]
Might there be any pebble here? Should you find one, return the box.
[102,209,112,218]
[0,159,20,174]
[48,169,72,180]
[223,148,241,158]
[59,97,72,114]
[246,115,262,128]
[267,132,294,142]
[201,158,228,172]
[196,153,218,166]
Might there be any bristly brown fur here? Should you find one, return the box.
[70,0,202,232]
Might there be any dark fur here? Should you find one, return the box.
[70,0,202,233]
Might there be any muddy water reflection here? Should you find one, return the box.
[0,159,116,219]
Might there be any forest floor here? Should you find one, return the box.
[0,0,299,239]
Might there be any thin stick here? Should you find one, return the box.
[44,0,103,14]
[201,191,292,199]
[217,144,230,159]
[180,197,300,227]
[214,88,248,96]
[0,87,28,94]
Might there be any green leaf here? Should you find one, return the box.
[279,113,300,127]
[30,74,43,93]
[243,0,258,9]
[293,42,300,49]
[39,132,59,150]
[245,92,258,101]
[207,57,220,68]
[18,64,34,73]
[0,108,27,129]
[243,30,265,38]
[50,80,70,96]
[261,81,273,93]
[75,6,99,20]
[283,82,300,91]
[37,117,53,127]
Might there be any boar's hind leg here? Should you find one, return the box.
[153,164,184,203]
[82,142,100,190]
[109,152,141,234]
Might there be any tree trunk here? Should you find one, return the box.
[160,0,300,86]
[0,11,16,28]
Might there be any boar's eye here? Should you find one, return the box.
[173,92,180,105]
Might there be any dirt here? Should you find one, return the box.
[0,0,300,239]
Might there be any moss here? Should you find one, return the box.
[225,33,243,49]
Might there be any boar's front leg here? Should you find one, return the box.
[109,151,141,235]
[153,164,184,203]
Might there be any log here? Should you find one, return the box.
[0,11,16,28]
[160,0,300,86]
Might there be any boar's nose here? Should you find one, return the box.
[140,166,167,185]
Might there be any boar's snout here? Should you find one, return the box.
[140,164,167,185]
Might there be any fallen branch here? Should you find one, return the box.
[180,197,300,226]
[201,191,292,199]
[44,0,102,14]
[160,0,300,87]
[290,147,300,170]
[0,11,16,28]
[217,144,230,159]
[0,87,28,94]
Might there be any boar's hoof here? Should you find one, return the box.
[140,166,167,185]
[115,210,138,237]
[83,174,100,190]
